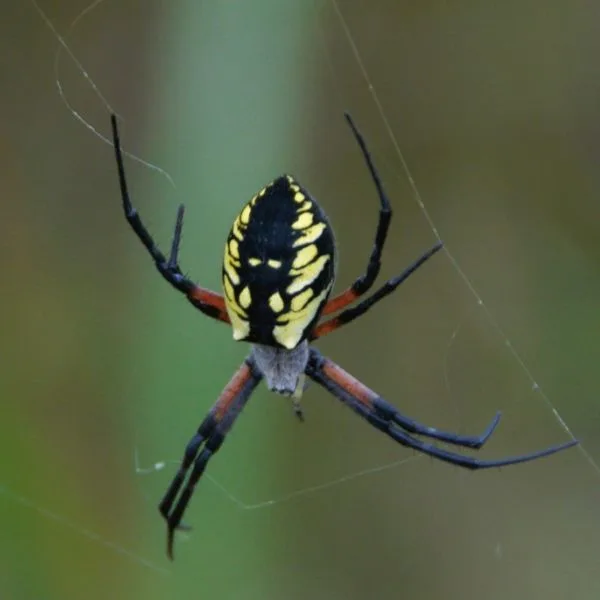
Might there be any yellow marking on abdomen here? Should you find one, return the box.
[248,257,262,267]
[229,238,240,259]
[293,223,326,247]
[273,284,332,349]
[230,311,250,341]
[239,286,252,309]
[223,275,249,341]
[223,275,234,301]
[223,254,240,285]
[240,204,251,225]
[287,254,330,295]
[269,292,285,313]
[232,217,244,241]
[292,212,313,230]
[223,276,247,316]
[291,288,314,312]
[293,244,318,268]
[267,258,282,269]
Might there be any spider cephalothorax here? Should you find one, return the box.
[111,112,578,559]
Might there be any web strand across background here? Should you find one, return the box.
[30,0,595,506]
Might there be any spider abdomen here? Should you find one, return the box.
[223,175,336,350]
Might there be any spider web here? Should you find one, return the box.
[29,0,598,509]
[17,0,600,587]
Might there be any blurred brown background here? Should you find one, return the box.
[1,1,599,599]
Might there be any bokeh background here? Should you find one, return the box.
[2,1,600,599]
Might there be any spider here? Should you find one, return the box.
[110,113,577,559]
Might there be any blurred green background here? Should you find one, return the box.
[2,1,600,599]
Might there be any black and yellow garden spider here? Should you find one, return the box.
[111,113,577,559]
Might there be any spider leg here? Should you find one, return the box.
[305,348,578,464]
[158,358,262,559]
[380,420,577,469]
[312,241,443,340]
[321,113,392,316]
[305,348,498,448]
[111,114,229,323]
